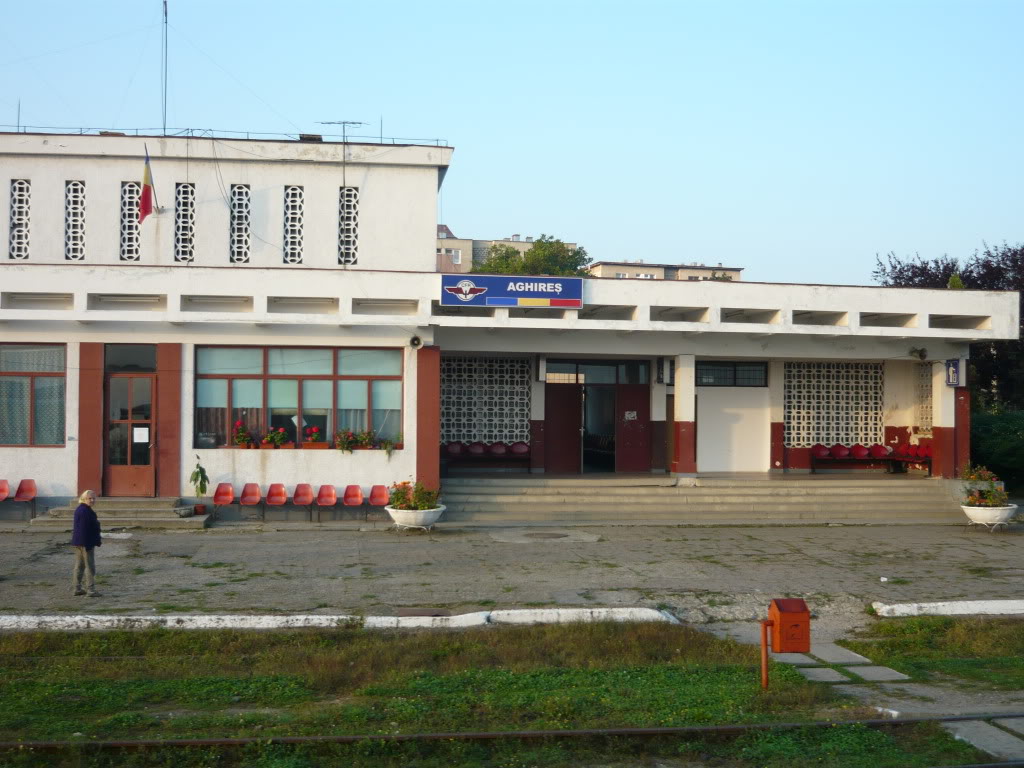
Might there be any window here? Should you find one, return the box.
[614,272,627,279]
[638,273,656,279]
[65,181,85,261]
[437,247,461,265]
[283,185,303,264]
[696,361,767,387]
[120,182,141,261]
[0,344,66,445]
[544,360,648,385]
[229,185,251,263]
[338,186,359,264]
[9,179,31,260]
[174,183,195,262]
[193,346,402,448]
[687,275,700,281]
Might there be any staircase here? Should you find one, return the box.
[439,475,963,525]
[31,497,210,531]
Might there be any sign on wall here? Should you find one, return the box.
[441,274,583,308]
[945,358,965,387]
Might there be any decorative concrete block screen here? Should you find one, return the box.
[915,362,933,436]
[9,179,31,260]
[174,183,196,263]
[119,182,141,261]
[783,362,883,448]
[441,357,531,444]
[64,180,85,261]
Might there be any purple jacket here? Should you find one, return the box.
[71,503,101,548]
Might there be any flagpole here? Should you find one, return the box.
[161,0,168,135]
[144,142,159,211]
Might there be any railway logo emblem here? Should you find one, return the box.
[444,280,488,302]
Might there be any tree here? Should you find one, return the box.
[472,235,591,277]
[873,243,1024,410]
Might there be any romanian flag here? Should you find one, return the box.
[139,149,154,223]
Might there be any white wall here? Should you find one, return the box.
[696,388,770,472]
[0,134,449,272]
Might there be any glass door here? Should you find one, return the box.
[103,345,157,497]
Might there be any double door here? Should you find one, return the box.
[544,383,650,474]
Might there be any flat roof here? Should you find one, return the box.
[591,261,744,271]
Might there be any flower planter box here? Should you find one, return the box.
[961,503,1018,530]
[385,504,446,531]
[278,442,295,449]
[259,443,275,450]
[302,442,329,450]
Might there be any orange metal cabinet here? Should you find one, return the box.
[768,598,810,653]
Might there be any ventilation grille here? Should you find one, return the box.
[916,362,933,437]
[9,179,30,260]
[174,183,195,263]
[283,185,303,264]
[229,184,251,264]
[119,182,141,261]
[64,180,85,261]
[338,186,358,265]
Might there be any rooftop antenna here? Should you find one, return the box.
[161,0,168,135]
[318,120,366,187]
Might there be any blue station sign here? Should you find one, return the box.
[440,274,583,308]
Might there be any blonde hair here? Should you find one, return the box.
[79,490,96,504]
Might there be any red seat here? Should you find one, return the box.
[10,479,37,520]
[316,485,337,506]
[509,441,530,456]
[466,442,486,456]
[213,483,234,506]
[342,485,363,506]
[368,485,389,506]
[811,444,830,459]
[869,444,890,458]
[850,444,869,459]
[445,442,465,456]
[14,479,36,502]
[488,442,507,456]
[240,483,262,505]
[266,483,288,506]
[293,484,314,506]
[829,444,850,458]
[0,480,8,503]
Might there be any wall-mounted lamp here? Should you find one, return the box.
[909,347,928,360]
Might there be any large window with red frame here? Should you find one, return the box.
[0,345,66,446]
[193,346,402,448]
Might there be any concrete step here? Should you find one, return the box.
[442,505,958,518]
[440,493,950,505]
[30,514,211,530]
[46,497,186,517]
[442,510,963,524]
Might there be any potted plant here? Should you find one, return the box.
[187,454,209,516]
[385,481,445,530]
[961,479,1017,529]
[376,434,401,459]
[232,421,253,448]
[261,427,289,449]
[354,429,375,450]
[335,429,357,453]
[303,426,328,448]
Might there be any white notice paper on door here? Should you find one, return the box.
[133,427,150,443]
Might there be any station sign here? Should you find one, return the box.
[440,274,583,308]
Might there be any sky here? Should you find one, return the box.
[2,0,1021,285]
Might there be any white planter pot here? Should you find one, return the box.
[960,504,1018,527]
[385,505,446,530]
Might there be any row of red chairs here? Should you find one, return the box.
[0,479,37,518]
[211,483,389,518]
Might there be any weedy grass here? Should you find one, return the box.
[0,623,989,767]
[840,615,1024,688]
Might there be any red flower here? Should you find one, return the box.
[278,427,285,433]
[312,427,320,433]
[234,420,243,427]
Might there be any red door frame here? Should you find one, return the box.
[103,373,157,497]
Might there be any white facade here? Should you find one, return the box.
[0,131,1019,519]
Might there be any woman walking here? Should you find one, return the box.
[71,490,101,597]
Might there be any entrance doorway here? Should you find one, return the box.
[543,360,651,474]
[103,345,157,497]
